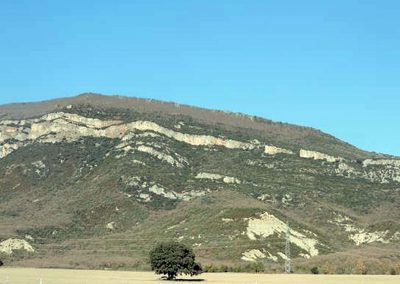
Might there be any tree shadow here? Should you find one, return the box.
[172,279,205,282]
[159,277,205,282]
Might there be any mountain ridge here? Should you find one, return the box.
[0,93,399,273]
[0,93,394,159]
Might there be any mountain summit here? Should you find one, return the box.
[0,94,399,273]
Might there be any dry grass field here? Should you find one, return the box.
[0,268,399,284]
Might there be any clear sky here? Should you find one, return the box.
[1,1,399,156]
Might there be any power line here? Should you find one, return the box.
[284,221,291,273]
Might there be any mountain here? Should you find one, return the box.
[0,93,399,273]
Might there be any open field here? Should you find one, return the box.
[0,268,399,284]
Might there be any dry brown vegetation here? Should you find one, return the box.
[0,268,400,284]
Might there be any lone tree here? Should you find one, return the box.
[310,266,319,274]
[150,242,202,280]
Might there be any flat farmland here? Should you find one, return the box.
[0,268,399,284]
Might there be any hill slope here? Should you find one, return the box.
[0,94,399,273]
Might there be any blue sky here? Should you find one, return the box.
[1,1,399,156]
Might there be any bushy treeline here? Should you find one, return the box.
[308,261,400,275]
[203,262,266,273]
[202,260,400,275]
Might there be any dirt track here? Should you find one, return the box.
[0,268,399,284]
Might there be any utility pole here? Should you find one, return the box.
[284,221,292,273]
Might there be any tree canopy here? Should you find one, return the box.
[149,242,202,280]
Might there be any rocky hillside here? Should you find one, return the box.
[0,94,399,273]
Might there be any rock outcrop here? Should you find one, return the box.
[195,172,241,184]
[264,145,293,155]
[0,112,256,160]
[245,212,319,257]
[0,238,34,255]
[300,149,342,163]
